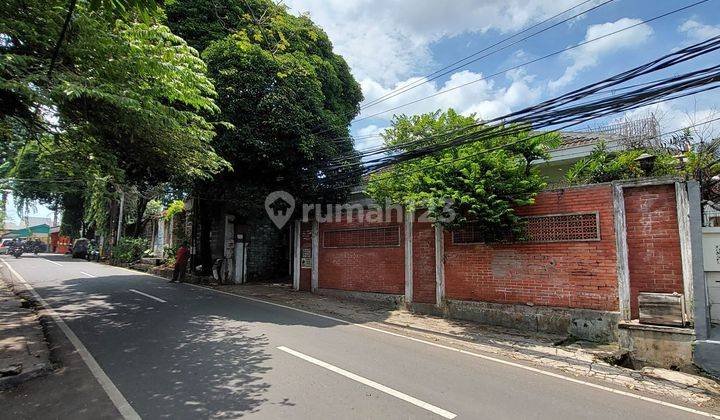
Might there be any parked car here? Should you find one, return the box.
[0,238,14,254]
[71,238,89,259]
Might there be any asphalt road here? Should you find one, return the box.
[0,254,716,419]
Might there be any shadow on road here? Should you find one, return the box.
[10,268,313,418]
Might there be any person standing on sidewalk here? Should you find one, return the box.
[169,242,190,283]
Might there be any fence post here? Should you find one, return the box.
[688,181,710,339]
[404,210,414,305]
[434,223,445,307]
[675,181,694,322]
[612,183,631,320]
[311,221,319,293]
[293,220,301,291]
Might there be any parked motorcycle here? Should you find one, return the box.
[10,245,23,258]
[85,242,100,262]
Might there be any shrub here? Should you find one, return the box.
[112,237,148,263]
[163,243,179,266]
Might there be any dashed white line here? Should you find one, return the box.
[80,271,96,278]
[128,289,167,303]
[278,346,457,419]
[186,283,720,419]
[111,266,720,419]
[42,258,63,267]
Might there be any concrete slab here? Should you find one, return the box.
[0,277,51,389]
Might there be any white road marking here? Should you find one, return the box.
[42,258,63,267]
[80,271,96,278]
[278,346,457,419]
[1,260,140,420]
[113,266,720,419]
[128,289,167,303]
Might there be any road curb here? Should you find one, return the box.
[0,258,141,420]
[0,269,54,390]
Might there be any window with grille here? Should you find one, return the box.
[452,212,600,244]
[323,226,400,248]
[525,212,600,242]
[452,224,485,244]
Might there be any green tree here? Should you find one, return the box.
[166,0,363,215]
[367,109,560,242]
[565,142,678,185]
[2,0,228,235]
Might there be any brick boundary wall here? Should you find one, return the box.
[296,181,687,341]
[444,184,619,312]
[317,214,405,295]
[623,184,684,318]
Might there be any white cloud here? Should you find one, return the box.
[357,68,542,123]
[679,19,720,42]
[549,18,653,91]
[286,0,605,86]
[357,124,385,137]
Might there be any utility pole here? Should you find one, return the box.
[116,190,125,244]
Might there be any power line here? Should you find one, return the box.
[361,0,614,110]
[325,112,720,192]
[331,77,683,162]
[326,50,720,167]
[316,36,720,185]
[339,0,712,130]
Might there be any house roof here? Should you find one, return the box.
[2,223,50,238]
[3,217,54,231]
[551,131,626,150]
[544,131,624,163]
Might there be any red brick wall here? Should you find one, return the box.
[624,184,683,318]
[304,183,685,316]
[413,219,436,304]
[444,185,619,311]
[317,213,405,295]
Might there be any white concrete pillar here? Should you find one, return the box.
[404,210,414,304]
[675,181,695,322]
[688,181,710,339]
[612,183,631,320]
[293,220,301,291]
[311,221,319,292]
[434,223,445,307]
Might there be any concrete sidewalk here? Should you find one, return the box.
[0,276,51,389]
[203,282,720,410]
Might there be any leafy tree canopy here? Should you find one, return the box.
[1,0,227,231]
[565,142,678,185]
[166,0,363,215]
[367,109,560,242]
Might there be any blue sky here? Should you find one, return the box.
[287,0,720,151]
[14,0,720,221]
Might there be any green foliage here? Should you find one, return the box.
[144,199,163,218]
[2,0,230,236]
[59,192,84,237]
[88,0,161,17]
[166,0,363,214]
[164,199,185,221]
[565,142,678,185]
[84,178,116,236]
[163,243,179,266]
[111,237,148,263]
[367,109,560,242]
